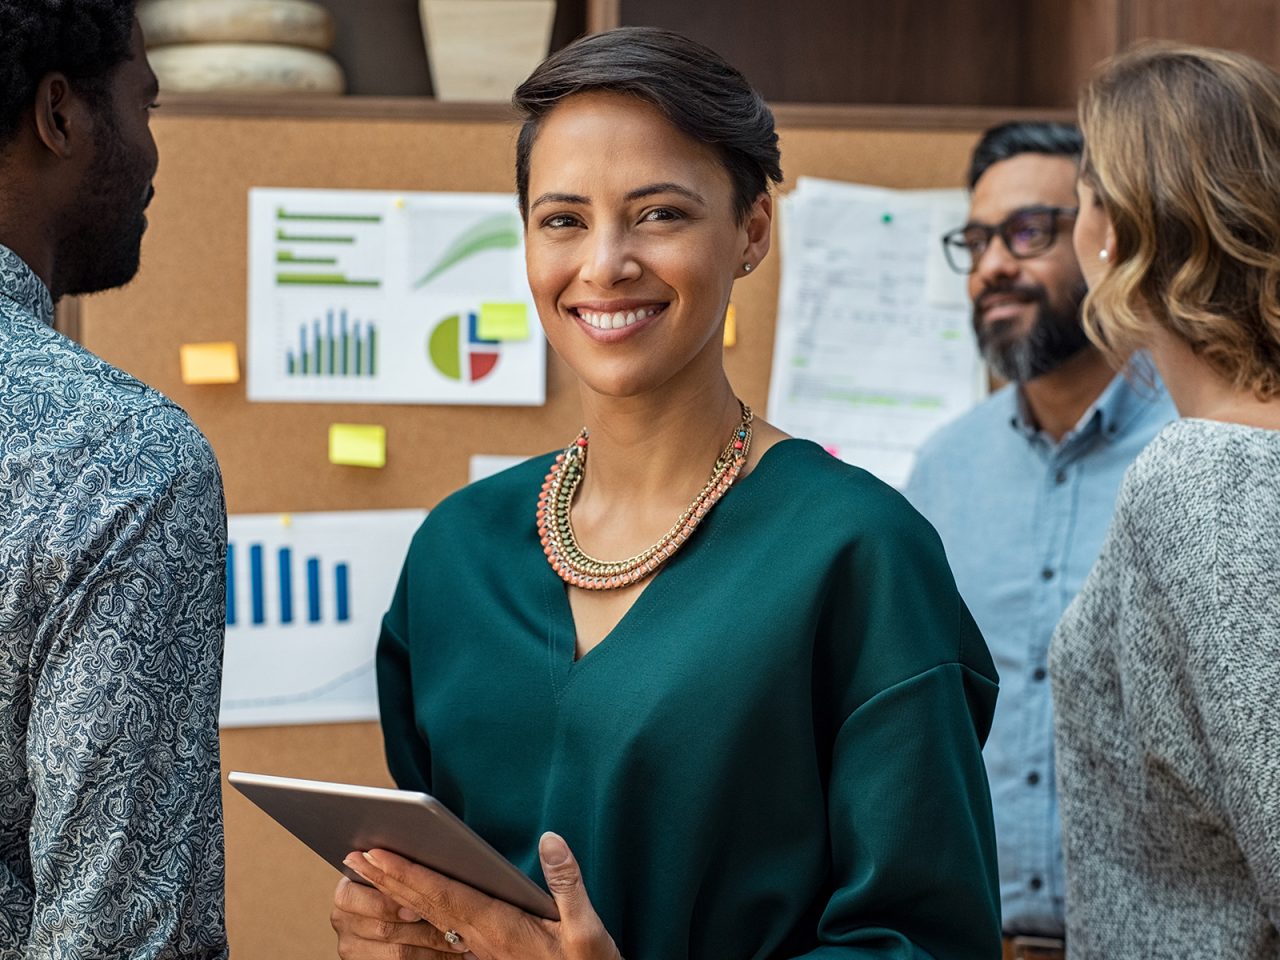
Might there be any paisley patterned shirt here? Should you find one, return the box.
[0,245,229,959]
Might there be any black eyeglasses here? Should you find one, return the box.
[941,205,1078,274]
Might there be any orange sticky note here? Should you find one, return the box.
[723,304,737,348]
[179,342,240,384]
[329,423,386,468]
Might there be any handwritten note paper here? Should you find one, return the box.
[767,178,981,487]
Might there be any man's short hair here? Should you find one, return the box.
[967,121,1084,190]
[0,1,136,148]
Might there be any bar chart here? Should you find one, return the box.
[285,308,377,377]
[221,509,426,728]
[274,207,383,289]
[225,543,351,627]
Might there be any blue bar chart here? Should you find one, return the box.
[221,509,426,729]
[225,540,352,627]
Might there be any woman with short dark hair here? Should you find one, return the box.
[331,27,1001,960]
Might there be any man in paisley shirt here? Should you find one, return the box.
[0,4,228,958]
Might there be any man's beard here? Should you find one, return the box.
[973,280,1091,383]
[57,116,153,298]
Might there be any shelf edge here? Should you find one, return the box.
[155,94,1075,129]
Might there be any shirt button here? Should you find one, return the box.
[1033,667,1047,682]
[1030,875,1043,891]
[1040,567,1055,581]
[1055,469,1068,485]
[1027,771,1041,786]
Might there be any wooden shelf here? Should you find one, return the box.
[770,103,1074,131]
[156,93,1071,130]
[157,93,518,121]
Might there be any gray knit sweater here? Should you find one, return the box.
[1051,418,1280,959]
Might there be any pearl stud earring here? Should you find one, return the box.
[743,263,753,273]
[1099,249,1109,262]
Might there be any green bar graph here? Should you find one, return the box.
[273,207,383,286]
[277,252,338,265]
[277,208,382,223]
[276,273,380,288]
[286,309,376,378]
[276,229,355,244]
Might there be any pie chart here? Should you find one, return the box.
[427,311,500,383]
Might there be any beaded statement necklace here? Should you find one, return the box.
[537,403,754,591]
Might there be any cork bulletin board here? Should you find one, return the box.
[75,105,1005,958]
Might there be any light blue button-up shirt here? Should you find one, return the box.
[903,368,1175,936]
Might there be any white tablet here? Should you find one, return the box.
[228,771,559,921]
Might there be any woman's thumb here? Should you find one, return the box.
[539,832,589,921]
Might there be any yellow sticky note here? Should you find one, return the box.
[477,302,530,341]
[179,341,240,384]
[723,304,737,348]
[329,423,386,469]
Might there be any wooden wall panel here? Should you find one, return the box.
[1124,0,1280,66]
[1021,0,1121,107]
[78,110,985,958]
[619,0,1022,106]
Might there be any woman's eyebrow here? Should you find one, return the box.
[530,192,589,211]
[624,182,706,204]
[529,183,707,211]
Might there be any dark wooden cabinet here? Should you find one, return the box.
[608,0,1280,108]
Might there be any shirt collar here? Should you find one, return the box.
[1009,356,1165,446]
[0,244,55,327]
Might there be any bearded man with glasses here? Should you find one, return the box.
[903,122,1175,960]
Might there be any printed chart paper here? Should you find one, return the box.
[221,509,426,728]
[248,188,545,405]
[767,178,984,487]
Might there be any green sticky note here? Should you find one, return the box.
[329,423,386,469]
[478,302,530,341]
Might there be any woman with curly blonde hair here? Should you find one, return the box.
[1051,44,1280,958]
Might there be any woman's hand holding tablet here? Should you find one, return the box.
[228,772,623,959]
[336,834,624,960]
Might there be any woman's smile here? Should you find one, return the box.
[570,302,667,341]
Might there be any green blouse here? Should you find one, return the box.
[377,439,1001,959]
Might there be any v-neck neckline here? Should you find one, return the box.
[540,438,813,687]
